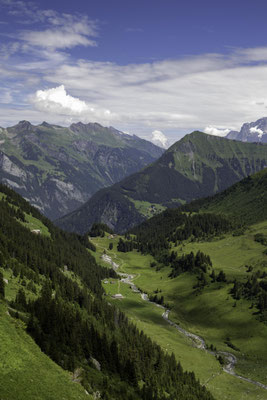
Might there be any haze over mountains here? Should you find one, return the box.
[57,131,267,234]
[0,121,163,219]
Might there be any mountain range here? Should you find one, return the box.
[57,131,267,234]
[0,121,163,219]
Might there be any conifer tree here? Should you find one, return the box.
[0,271,5,299]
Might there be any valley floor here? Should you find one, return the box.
[91,223,267,400]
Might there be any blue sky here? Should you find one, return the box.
[1,0,267,146]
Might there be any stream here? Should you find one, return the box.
[101,252,267,390]
[120,271,267,390]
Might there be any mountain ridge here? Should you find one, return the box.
[0,120,164,219]
[56,132,267,234]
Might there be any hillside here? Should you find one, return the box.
[0,184,214,400]
[0,121,163,219]
[0,303,91,400]
[186,167,267,224]
[57,131,267,234]
[130,167,267,247]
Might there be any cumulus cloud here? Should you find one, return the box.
[250,126,264,138]
[204,126,231,137]
[33,85,117,123]
[34,85,88,114]
[150,130,169,148]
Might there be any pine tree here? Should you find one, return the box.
[0,271,5,299]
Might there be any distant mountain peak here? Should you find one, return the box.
[40,121,52,128]
[227,117,267,143]
[17,120,33,129]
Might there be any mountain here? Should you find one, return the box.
[0,183,214,400]
[0,120,163,219]
[227,117,267,143]
[57,131,267,234]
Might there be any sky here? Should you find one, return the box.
[1,0,267,147]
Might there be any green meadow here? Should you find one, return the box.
[91,224,267,400]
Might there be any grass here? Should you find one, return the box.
[128,199,166,218]
[2,267,42,303]
[21,212,51,237]
[91,227,267,400]
[0,192,51,237]
[0,302,92,400]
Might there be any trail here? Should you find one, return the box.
[99,246,267,390]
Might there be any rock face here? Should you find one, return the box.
[0,121,163,219]
[227,117,267,143]
[56,131,267,234]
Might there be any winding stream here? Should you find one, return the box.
[119,271,267,390]
[101,251,267,390]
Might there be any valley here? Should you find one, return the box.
[1,128,267,400]
[0,184,214,400]
[3,1,267,398]
[91,220,267,400]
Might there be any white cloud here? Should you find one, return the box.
[204,126,231,137]
[1,1,98,51]
[21,29,96,50]
[19,15,98,50]
[33,85,118,122]
[150,130,169,148]
[250,126,264,138]
[34,85,88,114]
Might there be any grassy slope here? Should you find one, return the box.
[92,229,267,400]
[0,192,51,237]
[0,302,91,400]
[0,193,92,400]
